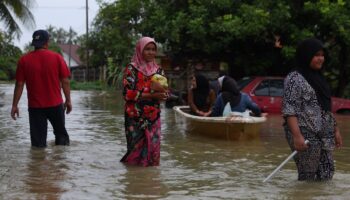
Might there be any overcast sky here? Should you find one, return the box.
[13,0,103,49]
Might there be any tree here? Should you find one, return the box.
[0,0,35,38]
[140,0,350,96]
[0,31,22,80]
[88,0,350,97]
[301,0,350,96]
[46,25,78,44]
[0,0,36,80]
[81,0,143,86]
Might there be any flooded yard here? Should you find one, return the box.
[1,83,350,199]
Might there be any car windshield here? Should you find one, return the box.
[237,77,253,90]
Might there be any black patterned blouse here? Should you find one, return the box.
[282,71,336,150]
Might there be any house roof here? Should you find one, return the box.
[58,44,83,67]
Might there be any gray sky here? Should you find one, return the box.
[14,0,102,49]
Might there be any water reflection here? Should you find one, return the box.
[25,147,68,199]
[121,166,168,199]
[1,83,350,199]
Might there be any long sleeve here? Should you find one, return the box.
[123,65,143,102]
[243,93,261,116]
[211,94,224,117]
[282,72,303,117]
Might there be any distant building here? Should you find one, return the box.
[58,44,82,68]
[58,44,86,81]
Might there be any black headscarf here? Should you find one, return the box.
[221,76,241,107]
[192,74,210,110]
[296,38,331,111]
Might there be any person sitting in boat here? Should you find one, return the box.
[188,73,216,117]
[209,70,228,96]
[211,76,262,117]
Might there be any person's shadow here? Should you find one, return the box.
[25,147,68,200]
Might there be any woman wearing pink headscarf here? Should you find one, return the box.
[121,37,168,166]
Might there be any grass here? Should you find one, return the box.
[70,80,113,91]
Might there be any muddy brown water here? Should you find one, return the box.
[1,83,350,199]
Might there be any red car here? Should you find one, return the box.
[238,76,350,114]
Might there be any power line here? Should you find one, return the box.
[36,6,86,10]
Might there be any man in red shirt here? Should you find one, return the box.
[11,29,72,148]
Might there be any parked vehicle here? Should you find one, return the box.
[238,76,350,114]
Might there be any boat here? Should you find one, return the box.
[173,106,267,140]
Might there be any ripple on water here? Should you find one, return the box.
[2,84,350,199]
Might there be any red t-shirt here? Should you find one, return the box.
[16,49,71,108]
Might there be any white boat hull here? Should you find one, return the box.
[173,106,266,140]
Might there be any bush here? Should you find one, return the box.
[0,71,8,80]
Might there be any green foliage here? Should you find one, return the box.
[106,57,123,89]
[0,31,22,80]
[0,0,35,38]
[76,0,140,87]
[0,71,7,80]
[0,0,36,80]
[86,0,350,96]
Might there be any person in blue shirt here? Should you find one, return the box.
[211,76,261,117]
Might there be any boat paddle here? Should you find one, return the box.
[263,140,309,183]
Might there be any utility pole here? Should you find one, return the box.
[68,27,72,68]
[85,0,89,81]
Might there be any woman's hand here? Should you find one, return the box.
[287,116,308,151]
[293,136,308,151]
[202,110,212,117]
[152,92,168,101]
[335,127,343,149]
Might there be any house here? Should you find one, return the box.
[58,44,82,67]
[58,44,86,81]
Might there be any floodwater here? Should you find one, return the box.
[1,83,350,200]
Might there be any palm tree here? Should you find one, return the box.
[0,0,35,38]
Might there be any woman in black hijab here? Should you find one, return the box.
[282,38,342,181]
[296,38,332,111]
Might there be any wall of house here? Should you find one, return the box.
[70,66,103,82]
